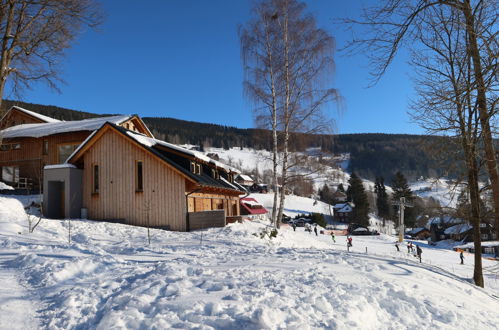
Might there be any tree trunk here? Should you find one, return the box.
[467,155,484,287]
[276,6,291,229]
[462,0,499,237]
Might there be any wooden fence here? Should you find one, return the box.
[188,210,226,231]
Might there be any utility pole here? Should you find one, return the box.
[392,197,413,243]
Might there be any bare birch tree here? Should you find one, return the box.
[0,0,102,108]
[409,5,495,287]
[343,0,499,236]
[241,0,338,228]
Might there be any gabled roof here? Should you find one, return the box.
[2,106,61,123]
[1,115,131,139]
[427,215,464,227]
[68,123,244,194]
[444,224,472,235]
[407,227,429,235]
[126,131,240,174]
[237,174,254,182]
[240,197,267,214]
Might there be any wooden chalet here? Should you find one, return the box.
[0,106,151,189]
[333,202,354,222]
[63,123,245,231]
[0,105,61,128]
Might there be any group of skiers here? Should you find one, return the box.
[292,222,320,237]
[395,241,465,264]
[394,241,422,262]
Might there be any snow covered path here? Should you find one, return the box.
[0,254,40,329]
[0,195,499,329]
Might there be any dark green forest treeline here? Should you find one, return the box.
[1,100,463,180]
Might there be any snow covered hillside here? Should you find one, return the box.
[250,193,332,218]
[1,195,499,329]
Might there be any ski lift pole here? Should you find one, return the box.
[392,197,413,243]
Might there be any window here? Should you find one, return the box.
[211,169,219,179]
[190,162,201,175]
[0,144,10,151]
[228,173,234,183]
[58,143,79,163]
[92,164,99,194]
[2,166,19,183]
[43,141,48,155]
[12,143,20,150]
[481,234,488,240]
[136,161,143,192]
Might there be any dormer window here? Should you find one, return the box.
[212,168,219,179]
[228,173,234,183]
[190,161,201,175]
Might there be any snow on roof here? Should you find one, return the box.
[238,174,253,182]
[427,215,464,226]
[407,227,428,235]
[444,224,472,235]
[44,164,77,170]
[10,106,61,123]
[126,131,241,174]
[1,115,131,139]
[241,199,262,207]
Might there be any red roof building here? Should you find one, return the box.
[240,197,268,215]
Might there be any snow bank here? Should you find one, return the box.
[0,195,498,329]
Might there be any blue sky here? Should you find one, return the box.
[12,0,421,135]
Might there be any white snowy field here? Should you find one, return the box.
[1,195,499,329]
[250,193,333,218]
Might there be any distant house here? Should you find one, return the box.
[0,107,151,189]
[240,197,267,220]
[236,174,254,187]
[445,222,496,242]
[427,215,464,242]
[406,227,430,240]
[333,202,354,222]
[50,123,245,231]
[444,224,473,241]
[250,183,268,194]
[332,190,347,203]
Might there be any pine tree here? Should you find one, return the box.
[391,171,415,227]
[347,172,369,226]
[374,176,390,223]
[319,184,334,204]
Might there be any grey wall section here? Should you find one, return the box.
[43,167,82,219]
[188,210,226,231]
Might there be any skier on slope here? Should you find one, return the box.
[416,245,422,263]
[331,231,336,243]
[314,225,318,236]
[395,242,400,252]
[347,236,353,248]
[460,251,464,265]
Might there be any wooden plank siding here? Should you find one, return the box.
[81,128,187,231]
[0,131,91,187]
[0,118,149,189]
[0,109,46,129]
[187,192,240,216]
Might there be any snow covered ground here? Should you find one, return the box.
[249,193,333,218]
[410,178,464,209]
[1,195,499,329]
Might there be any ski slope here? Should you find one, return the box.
[1,195,498,329]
